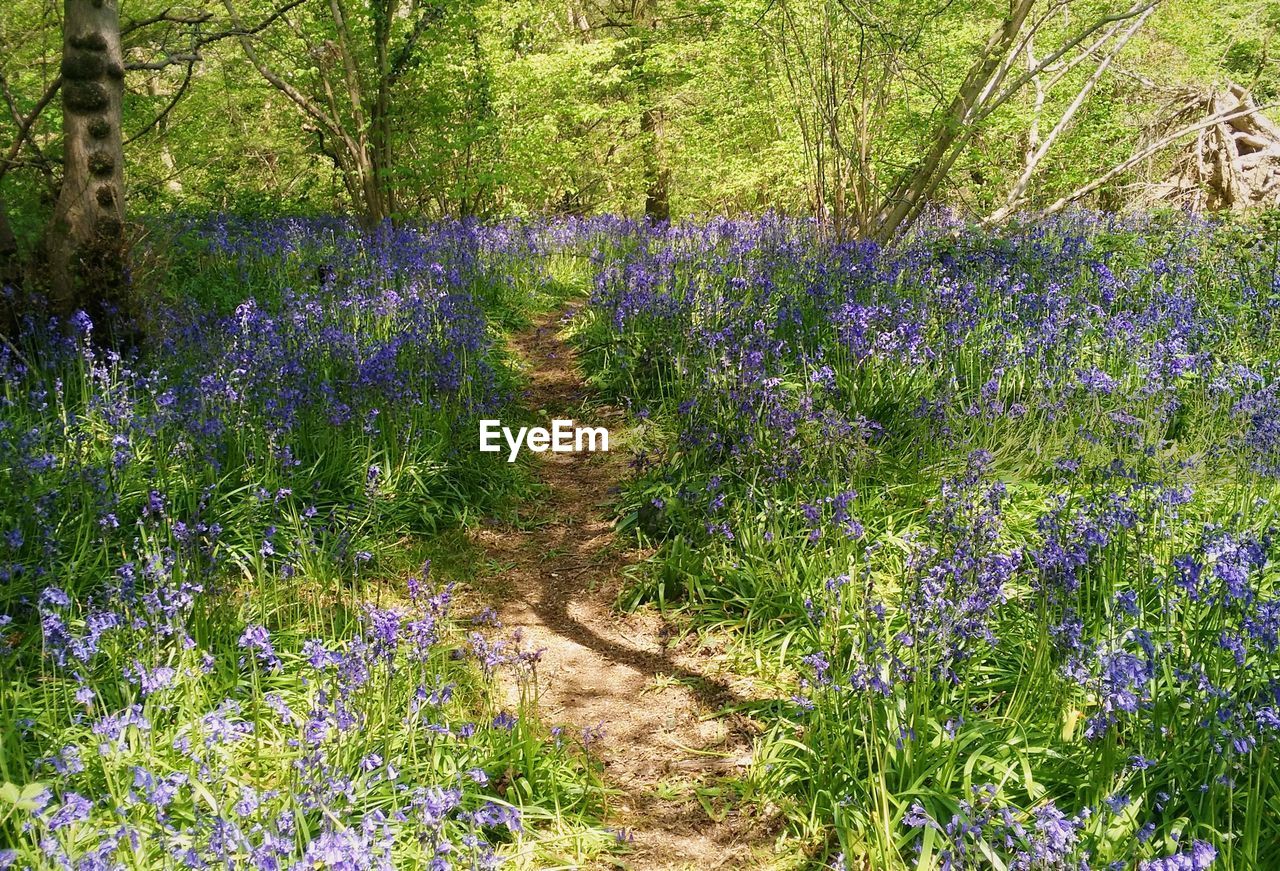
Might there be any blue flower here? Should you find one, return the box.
[45,792,92,831]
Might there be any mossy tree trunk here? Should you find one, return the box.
[0,195,18,287]
[636,0,669,223]
[640,105,670,223]
[46,0,127,320]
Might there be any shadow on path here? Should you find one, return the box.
[470,309,777,870]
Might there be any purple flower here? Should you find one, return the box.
[238,624,281,670]
[45,792,92,830]
[1140,840,1217,871]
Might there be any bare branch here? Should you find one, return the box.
[976,1,1164,125]
[1029,103,1280,220]
[126,0,311,66]
[989,5,1155,222]
[125,53,202,72]
[184,0,311,46]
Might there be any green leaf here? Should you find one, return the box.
[1,781,48,811]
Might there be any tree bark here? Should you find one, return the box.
[371,0,399,222]
[46,0,127,320]
[872,0,1036,243]
[636,0,669,223]
[641,105,670,222]
[0,195,18,285]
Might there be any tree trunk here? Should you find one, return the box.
[636,0,669,223]
[0,194,18,337]
[641,105,670,222]
[567,0,590,35]
[329,0,392,227]
[872,0,1036,243]
[0,195,18,287]
[371,0,398,222]
[145,75,185,196]
[355,154,390,228]
[46,0,127,320]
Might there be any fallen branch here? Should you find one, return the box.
[1029,101,1280,220]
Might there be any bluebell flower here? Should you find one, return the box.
[45,792,92,831]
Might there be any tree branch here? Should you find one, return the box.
[121,9,214,38]
[125,53,203,72]
[0,77,62,185]
[219,0,351,148]
[988,6,1155,222]
[976,0,1164,126]
[1028,103,1280,220]
[0,70,55,182]
[125,60,197,145]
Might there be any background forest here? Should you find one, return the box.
[3,0,1279,238]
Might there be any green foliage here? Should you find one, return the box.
[576,213,1280,868]
[3,0,1277,223]
[0,220,613,867]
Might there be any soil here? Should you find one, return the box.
[469,307,779,870]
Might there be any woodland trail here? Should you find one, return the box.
[469,304,775,870]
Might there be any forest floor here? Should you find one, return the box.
[468,303,781,870]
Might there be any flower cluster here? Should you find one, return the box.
[1,218,604,868]
[578,211,1280,868]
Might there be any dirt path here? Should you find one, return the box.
[470,306,774,870]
